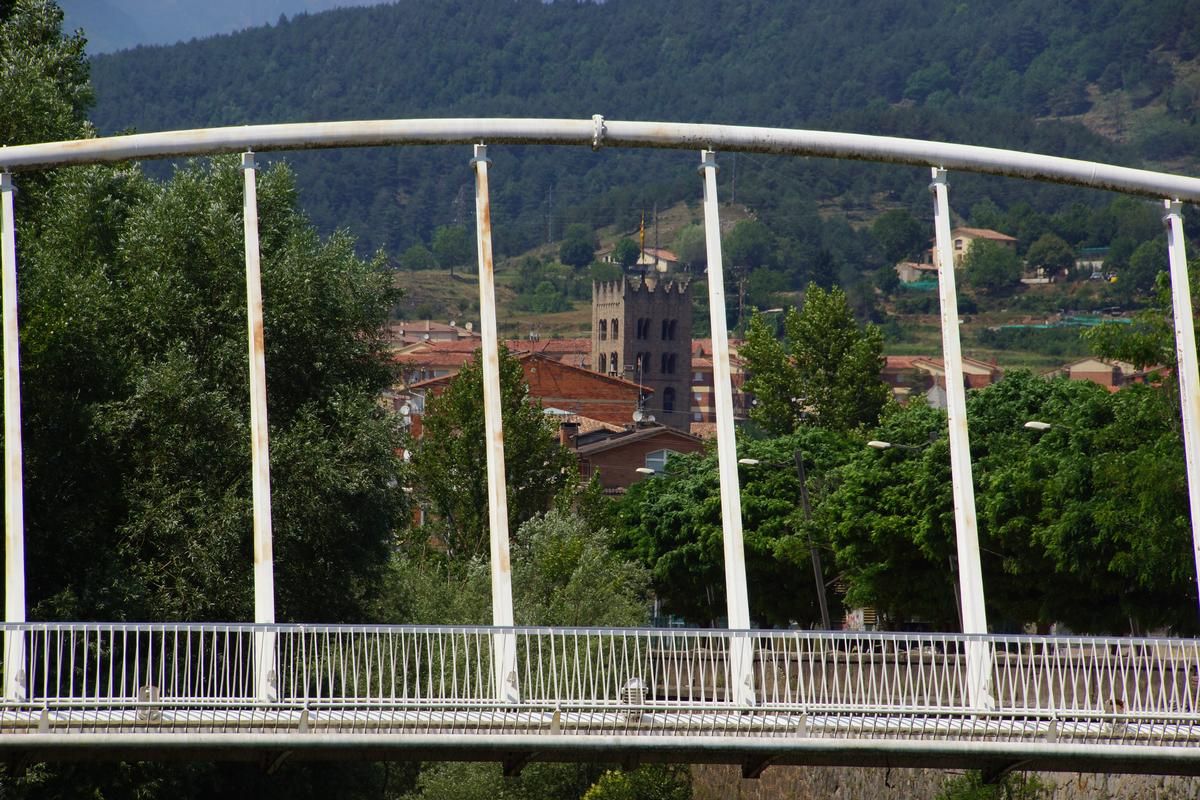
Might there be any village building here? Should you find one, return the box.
[689,338,751,432]
[592,274,693,431]
[932,227,1019,270]
[1043,356,1166,392]
[575,424,706,494]
[882,355,1003,406]
[403,350,650,427]
[596,245,681,272]
[387,319,480,347]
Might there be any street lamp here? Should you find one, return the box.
[737,451,832,630]
[634,467,656,476]
[1024,420,1053,432]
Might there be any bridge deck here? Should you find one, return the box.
[1,623,1198,774]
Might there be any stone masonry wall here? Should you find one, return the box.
[692,765,1200,800]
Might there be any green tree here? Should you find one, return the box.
[0,0,91,149]
[525,279,571,313]
[935,771,1050,800]
[672,223,707,270]
[1122,238,1168,294]
[583,766,691,800]
[741,284,889,435]
[616,430,855,627]
[724,219,772,270]
[611,236,641,268]
[400,242,437,270]
[963,239,1022,292]
[822,371,1198,634]
[18,159,406,622]
[820,402,961,628]
[1086,265,1196,372]
[1025,232,1076,274]
[589,260,622,283]
[406,346,578,558]
[558,223,598,270]
[871,209,926,265]
[432,223,472,277]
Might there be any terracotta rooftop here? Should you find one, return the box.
[953,227,1018,242]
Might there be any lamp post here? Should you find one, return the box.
[738,452,832,630]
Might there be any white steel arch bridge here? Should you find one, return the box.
[2,118,1200,778]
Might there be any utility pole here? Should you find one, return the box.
[654,201,660,262]
[794,451,832,630]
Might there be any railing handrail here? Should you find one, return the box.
[1,621,1199,649]
[0,118,1197,201]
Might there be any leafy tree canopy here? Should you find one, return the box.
[612,236,641,268]
[17,158,405,622]
[405,346,578,559]
[963,239,1022,292]
[558,223,599,270]
[1025,232,1075,272]
[400,242,437,270]
[741,285,889,435]
[432,224,472,275]
[871,209,927,265]
[724,219,772,270]
[616,430,855,627]
[672,223,707,270]
[822,371,1198,634]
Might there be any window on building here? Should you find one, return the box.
[954,239,964,251]
[610,352,618,374]
[644,448,678,473]
[598,353,607,374]
[663,387,676,412]
[598,319,607,341]
[668,320,678,340]
[636,318,650,339]
[611,319,619,339]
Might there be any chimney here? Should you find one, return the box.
[559,420,580,448]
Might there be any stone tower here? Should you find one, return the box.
[592,274,692,431]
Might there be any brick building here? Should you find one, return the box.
[407,351,650,428]
[576,425,706,493]
[592,274,692,431]
[689,338,751,427]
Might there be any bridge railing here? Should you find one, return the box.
[1,624,1198,741]
[3,623,1198,709]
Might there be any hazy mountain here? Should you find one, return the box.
[86,0,1199,262]
[60,0,392,53]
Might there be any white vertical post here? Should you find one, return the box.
[930,167,993,711]
[1,173,26,701]
[698,150,754,707]
[242,153,276,702]
[1163,200,1200,612]
[471,144,518,703]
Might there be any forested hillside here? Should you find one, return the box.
[87,0,1200,263]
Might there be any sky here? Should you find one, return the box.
[59,0,394,54]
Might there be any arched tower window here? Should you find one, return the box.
[610,352,618,374]
[663,387,676,412]
[598,353,607,374]
[598,319,607,341]
[611,319,619,339]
